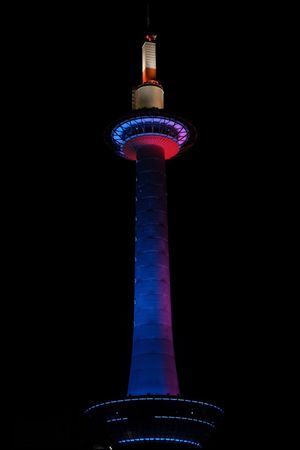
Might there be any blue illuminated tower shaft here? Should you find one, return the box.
[128,145,180,396]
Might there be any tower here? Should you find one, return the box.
[85,28,223,450]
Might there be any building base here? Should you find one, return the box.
[85,396,223,449]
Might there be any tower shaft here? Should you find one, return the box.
[128,145,180,396]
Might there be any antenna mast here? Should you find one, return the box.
[146,2,150,30]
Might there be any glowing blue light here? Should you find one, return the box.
[118,437,202,447]
[106,417,128,423]
[111,116,190,152]
[84,397,224,415]
[154,416,216,429]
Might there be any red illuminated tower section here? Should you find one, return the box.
[85,32,223,449]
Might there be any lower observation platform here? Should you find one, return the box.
[108,110,196,160]
[84,396,223,449]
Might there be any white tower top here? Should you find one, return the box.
[142,35,157,83]
[132,34,164,110]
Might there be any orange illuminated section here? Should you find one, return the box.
[142,35,157,83]
[143,67,156,83]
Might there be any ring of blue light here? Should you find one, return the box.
[84,397,224,415]
[111,116,191,154]
[118,437,202,447]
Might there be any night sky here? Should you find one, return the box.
[9,2,260,448]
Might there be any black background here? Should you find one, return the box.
[8,1,266,448]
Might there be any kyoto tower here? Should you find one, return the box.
[85,16,223,450]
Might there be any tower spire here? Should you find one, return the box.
[146,2,150,30]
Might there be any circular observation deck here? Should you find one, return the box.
[108,110,196,161]
[85,396,223,449]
